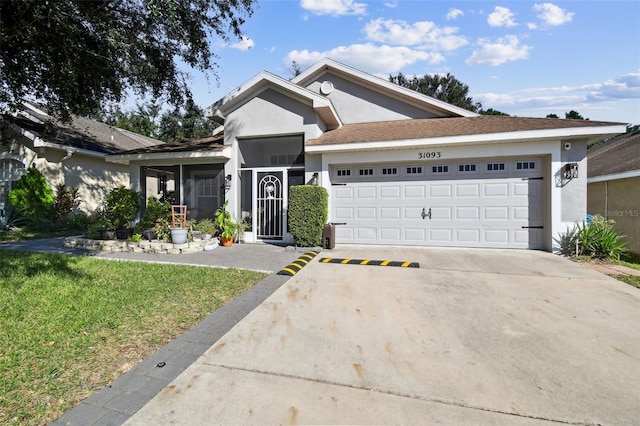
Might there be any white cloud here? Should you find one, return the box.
[474,71,640,122]
[446,8,464,20]
[364,18,468,51]
[300,0,367,16]
[228,36,254,51]
[487,6,517,27]
[466,36,531,66]
[533,3,574,26]
[285,43,443,75]
[384,1,398,8]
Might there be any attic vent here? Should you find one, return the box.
[320,81,334,95]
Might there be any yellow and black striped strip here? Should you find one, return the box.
[319,258,419,268]
[277,251,320,276]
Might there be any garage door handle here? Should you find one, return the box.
[421,208,432,220]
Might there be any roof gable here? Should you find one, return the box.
[206,71,341,130]
[291,58,478,119]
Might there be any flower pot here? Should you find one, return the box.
[220,236,233,247]
[170,228,188,244]
[115,228,131,240]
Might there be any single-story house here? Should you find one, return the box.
[587,130,640,254]
[0,103,162,218]
[108,58,626,251]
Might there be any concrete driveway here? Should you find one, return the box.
[126,247,640,425]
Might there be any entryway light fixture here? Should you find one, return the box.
[224,174,232,190]
[563,163,578,180]
[311,172,319,186]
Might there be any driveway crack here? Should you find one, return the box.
[207,363,595,425]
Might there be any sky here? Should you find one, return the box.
[184,0,640,125]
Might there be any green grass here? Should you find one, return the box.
[0,251,265,425]
[614,252,640,288]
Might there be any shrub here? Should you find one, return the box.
[559,215,628,260]
[104,186,140,230]
[54,184,80,221]
[288,185,328,247]
[194,218,215,235]
[136,197,171,232]
[7,166,54,223]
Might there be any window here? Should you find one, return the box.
[359,168,374,176]
[337,169,351,177]
[487,163,505,171]
[432,165,449,173]
[458,164,476,172]
[406,166,422,174]
[382,167,397,176]
[516,161,536,170]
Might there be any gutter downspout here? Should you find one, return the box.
[604,181,608,220]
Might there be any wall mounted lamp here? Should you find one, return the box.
[224,174,232,190]
[563,163,578,180]
[311,172,319,186]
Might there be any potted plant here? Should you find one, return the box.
[104,186,140,239]
[194,218,215,240]
[214,201,235,246]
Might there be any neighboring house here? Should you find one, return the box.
[108,58,626,251]
[0,103,162,219]
[587,131,640,254]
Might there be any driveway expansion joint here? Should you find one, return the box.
[207,363,585,425]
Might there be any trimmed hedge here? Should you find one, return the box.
[288,185,328,247]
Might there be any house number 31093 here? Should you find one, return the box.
[418,151,441,159]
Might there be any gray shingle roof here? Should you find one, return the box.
[8,107,162,154]
[588,131,640,178]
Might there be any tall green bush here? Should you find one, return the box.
[7,166,54,223]
[104,186,140,230]
[136,197,171,232]
[288,185,328,247]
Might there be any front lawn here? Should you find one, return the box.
[0,251,265,425]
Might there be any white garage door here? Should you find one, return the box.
[331,158,545,249]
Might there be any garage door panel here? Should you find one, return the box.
[484,206,509,220]
[429,228,452,243]
[356,207,377,220]
[334,207,354,220]
[357,227,378,240]
[484,183,509,197]
[331,158,545,249]
[456,184,479,197]
[430,184,451,197]
[431,207,452,220]
[405,228,428,241]
[405,185,426,198]
[456,229,481,243]
[485,229,510,244]
[380,186,401,198]
[456,206,480,220]
[380,227,401,241]
[380,207,401,220]
[357,186,377,198]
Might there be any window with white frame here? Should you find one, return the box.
[359,168,374,176]
[336,169,351,177]
[432,165,449,173]
[406,166,422,174]
[382,167,398,176]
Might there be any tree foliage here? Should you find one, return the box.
[0,0,255,121]
[565,110,586,120]
[158,99,218,142]
[99,100,217,142]
[389,72,482,113]
[480,108,510,116]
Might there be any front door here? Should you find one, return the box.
[257,171,284,240]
